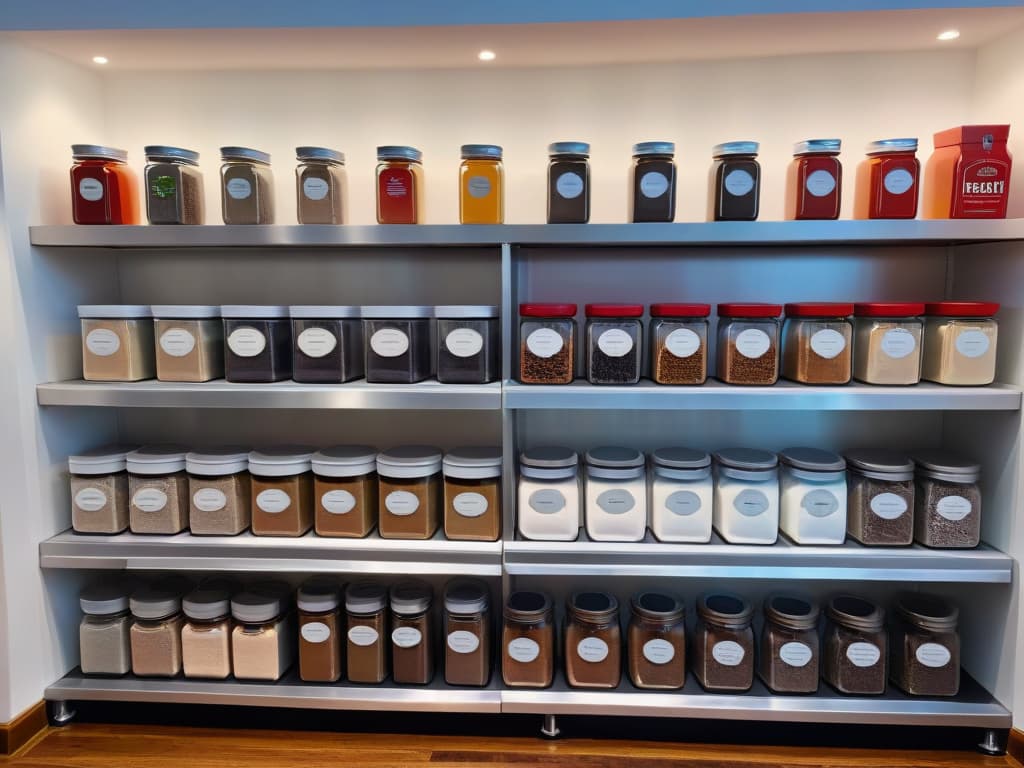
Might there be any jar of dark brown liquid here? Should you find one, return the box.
[345,582,388,684]
[295,146,346,225]
[890,594,959,697]
[298,578,343,683]
[823,594,887,695]
[758,595,820,694]
[708,141,760,221]
[629,142,676,223]
[390,580,434,685]
[628,592,686,690]
[692,593,754,692]
[547,142,590,224]
[444,579,491,687]
[565,592,621,689]
[502,591,554,688]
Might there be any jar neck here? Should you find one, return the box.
[505,608,553,625]
[85,610,129,622]
[392,609,429,621]
[186,615,229,626]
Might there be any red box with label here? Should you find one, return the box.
[923,125,1012,219]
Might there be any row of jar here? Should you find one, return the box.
[69,127,1012,226]
[69,445,501,541]
[519,302,999,387]
[518,446,981,549]
[79,304,499,385]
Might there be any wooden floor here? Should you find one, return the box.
[2,725,1022,768]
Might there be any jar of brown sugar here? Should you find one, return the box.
[181,588,233,680]
[69,445,135,534]
[912,452,981,548]
[716,303,782,385]
[249,447,315,537]
[79,305,156,382]
[692,593,754,693]
[127,446,190,534]
[296,146,347,225]
[186,447,251,535]
[890,594,959,697]
[390,579,434,685]
[519,303,577,385]
[782,302,853,385]
[502,591,554,689]
[566,592,621,689]
[628,592,686,690]
[298,577,343,683]
[444,446,502,542]
[220,146,274,224]
[444,578,492,687]
[852,303,924,385]
[231,587,294,681]
[151,305,224,382]
[377,446,443,540]
[758,595,820,694]
[845,450,915,546]
[346,581,388,684]
[649,303,709,385]
[312,446,379,538]
[823,594,887,695]
[130,586,185,677]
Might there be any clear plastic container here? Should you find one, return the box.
[823,595,887,695]
[585,304,643,385]
[71,144,139,224]
[913,452,981,548]
[127,446,190,535]
[181,589,233,679]
[377,446,443,539]
[890,594,960,696]
[249,447,315,537]
[692,593,754,692]
[649,448,713,543]
[517,447,580,541]
[782,302,853,385]
[435,305,500,384]
[231,588,294,681]
[845,450,915,546]
[921,301,999,386]
[297,578,343,683]
[758,595,820,694]
[519,303,577,384]
[502,591,554,688]
[222,305,293,383]
[584,446,647,542]
[716,303,782,385]
[547,142,590,224]
[460,144,504,224]
[312,446,379,538]
[296,146,346,225]
[444,446,502,542]
[649,303,709,385]
[852,303,924,385]
[630,142,677,223]
[69,445,135,534]
[713,448,779,544]
[346,582,388,684]
[144,145,204,225]
[152,305,224,382]
[220,146,274,224]
[628,592,686,690]
[289,305,363,384]
[565,592,621,689]
[779,447,847,545]
[362,306,433,384]
[79,583,132,676]
[377,146,424,224]
[130,587,185,677]
[187,447,251,535]
[79,305,155,382]
[444,579,492,687]
[390,580,434,685]
[786,139,842,220]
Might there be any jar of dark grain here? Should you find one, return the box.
[823,594,886,695]
[519,303,577,384]
[716,303,782,385]
[758,595,820,694]
[692,593,754,693]
[220,147,274,224]
[585,303,643,385]
[144,146,204,225]
[295,146,346,225]
[649,303,709,385]
[845,450,915,546]
[627,592,686,690]
[782,302,853,385]
[912,452,981,548]
[889,594,959,696]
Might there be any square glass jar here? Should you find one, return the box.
[79,305,156,382]
[822,595,887,695]
[844,450,915,546]
[127,446,190,535]
[692,593,755,693]
[152,305,224,382]
[519,303,577,384]
[585,304,643,385]
[712,448,779,544]
[716,304,782,385]
[80,582,133,676]
[220,146,274,225]
[70,445,135,534]
[778,447,847,545]
[912,452,981,548]
[181,588,233,680]
[584,446,647,542]
[362,306,433,384]
[435,305,500,384]
[231,590,294,681]
[297,578,343,683]
[565,592,621,689]
[649,448,713,543]
[444,579,492,687]
[443,446,502,541]
[249,447,316,537]
[889,594,960,696]
[517,447,581,541]
[649,303,709,385]
[781,302,853,385]
[144,145,204,225]
[921,302,999,386]
[346,581,389,683]
[222,305,293,383]
[758,595,820,694]
[312,446,379,538]
[289,305,363,384]
[129,587,185,677]
[296,146,347,225]
[390,580,435,685]
[852,303,924,385]
[186,447,251,535]
[377,446,443,539]
[502,591,555,688]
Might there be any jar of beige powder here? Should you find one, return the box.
[231,588,294,681]
[151,305,224,382]
[312,445,379,538]
[69,445,136,534]
[250,447,315,536]
[130,586,185,677]
[128,446,190,534]
[921,302,999,386]
[377,446,443,540]
[79,582,133,676]
[181,588,233,679]
[852,303,924,385]
[79,305,156,382]
[187,447,252,535]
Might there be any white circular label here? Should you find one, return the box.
[735,328,771,358]
[385,490,420,516]
[507,637,540,663]
[576,637,609,663]
[880,328,916,359]
[884,168,915,195]
[321,490,356,515]
[445,328,484,358]
[712,640,745,666]
[370,328,410,358]
[870,492,907,520]
[85,329,121,357]
[779,642,813,668]
[665,490,702,516]
[301,622,331,643]
[663,328,701,358]
[724,169,755,196]
[448,630,481,654]
[640,171,670,199]
[955,329,991,358]
[642,639,675,665]
[297,328,338,358]
[159,328,197,357]
[597,329,633,357]
[525,328,564,358]
[302,177,330,201]
[132,488,168,513]
[802,489,839,518]
[348,625,379,646]
[226,177,252,200]
[227,328,267,358]
[467,175,492,198]
[74,487,107,512]
[256,489,291,514]
[596,489,635,515]
[809,329,847,359]
[193,488,227,512]
[734,489,769,517]
[528,489,565,514]
[392,627,423,648]
[556,171,584,199]
[915,642,952,668]
[805,169,837,197]
[453,492,488,518]
[78,177,105,201]
[936,495,972,521]
[846,642,881,668]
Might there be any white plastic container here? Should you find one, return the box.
[584,447,647,542]
[649,448,713,543]
[713,448,779,544]
[517,447,580,541]
[779,447,847,545]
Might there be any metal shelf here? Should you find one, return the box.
[503,379,1022,411]
[39,530,502,576]
[503,532,1012,582]
[36,379,501,410]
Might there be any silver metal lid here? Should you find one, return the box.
[220,305,289,319]
[549,142,590,157]
[296,146,345,164]
[867,138,918,154]
[461,144,502,160]
[297,578,342,613]
[633,141,675,156]
[444,578,489,615]
[346,581,387,614]
[520,446,578,469]
[248,446,315,477]
[130,587,182,620]
[390,579,433,615]
[913,451,981,481]
[794,139,841,155]
[312,445,378,478]
[144,145,199,164]
[713,141,759,157]
[433,305,499,319]
[231,591,284,624]
[779,447,846,472]
[585,446,644,469]
[714,448,778,471]
[79,304,151,319]
[183,589,231,621]
[127,445,189,475]
[288,305,360,319]
[151,305,220,319]
[377,445,443,466]
[377,145,422,162]
[186,446,250,476]
[80,583,131,615]
[72,144,127,162]
[651,447,711,470]
[69,445,136,475]
[845,449,914,477]
[361,305,432,319]
[220,146,271,164]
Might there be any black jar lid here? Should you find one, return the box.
[764,594,820,631]
[297,577,342,613]
[895,593,958,632]
[569,591,619,623]
[697,593,752,629]
[631,592,684,623]
[826,594,884,632]
[505,591,553,623]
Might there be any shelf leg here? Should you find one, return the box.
[540,714,560,739]
[48,699,76,727]
[977,729,1005,755]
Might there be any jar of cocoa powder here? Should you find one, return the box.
[443,446,502,541]
[345,581,388,684]
[758,595,820,694]
[565,592,621,689]
[444,579,491,687]
[249,446,316,537]
[823,594,887,695]
[297,577,343,683]
[390,580,434,685]
[889,594,959,697]
[377,446,443,540]
[502,591,554,689]
[692,593,754,693]
[312,446,379,538]
[220,146,274,225]
[716,303,782,385]
[295,146,346,225]
[627,592,686,690]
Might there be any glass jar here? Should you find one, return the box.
[585,303,643,385]
[890,594,960,697]
[127,446,190,534]
[786,139,842,220]
[502,591,554,688]
[220,146,274,224]
[222,305,293,383]
[79,305,155,382]
[823,595,887,695]
[649,448,713,543]
[231,588,294,681]
[692,593,754,692]
[297,578,343,683]
[390,580,434,685]
[758,595,820,694]
[249,447,315,537]
[913,452,981,548]
[144,145,204,225]
[362,306,433,384]
[923,125,1012,219]
[152,305,223,382]
[854,139,920,220]
[296,146,346,225]
[519,303,577,384]
[377,446,443,539]
[290,305,363,384]
[782,302,853,385]
[444,579,492,687]
[649,303,709,385]
[565,592,621,689]
[628,592,686,690]
[130,587,185,677]
[70,144,139,224]
[845,450,915,546]
[922,301,999,386]
[584,446,647,542]
[312,446,379,538]
[435,305,500,384]
[444,446,502,542]
[852,303,924,385]
[346,582,388,684]
[79,583,132,676]
[181,588,233,680]
[376,145,424,224]
[186,447,251,535]
[517,446,580,541]
[460,144,503,224]
[630,141,677,223]
[779,447,847,545]
[708,141,760,221]
[547,142,590,224]
[716,303,782,385]
[713,448,779,544]
[69,445,134,534]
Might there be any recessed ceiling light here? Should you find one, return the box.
[92,55,109,64]
[937,29,960,41]
[478,50,496,62]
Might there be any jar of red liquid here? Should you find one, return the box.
[785,139,842,220]
[70,145,140,225]
[854,139,920,219]
[923,125,1012,219]
[376,146,424,224]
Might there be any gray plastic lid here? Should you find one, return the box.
[288,305,359,319]
[377,145,422,162]
[794,139,842,155]
[390,579,433,615]
[249,446,315,477]
[183,589,231,621]
[80,583,131,615]
[461,144,502,159]
[220,305,289,319]
[913,451,981,482]
[69,445,136,475]
[296,146,345,164]
[585,446,644,469]
[220,146,271,164]
[130,587,182,620]
[346,581,387,614]
[714,448,778,471]
[633,141,675,156]
[297,578,341,613]
[845,450,914,480]
[651,447,711,470]
[144,146,199,164]
[444,578,490,615]
[72,144,127,162]
[377,445,443,479]
[186,447,250,476]
[312,445,378,478]
[520,446,578,469]
[151,305,220,319]
[127,445,188,475]
[780,447,846,472]
[549,141,590,157]
[78,305,151,319]
[231,591,284,624]
[360,305,432,319]
[868,138,918,154]
[433,305,499,319]
[713,141,760,157]
[444,446,502,480]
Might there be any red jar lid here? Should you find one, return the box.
[933,125,1010,149]
[650,303,711,318]
[585,303,644,318]
[854,302,925,318]
[717,303,783,318]
[519,303,577,318]
[785,302,854,318]
[924,301,999,317]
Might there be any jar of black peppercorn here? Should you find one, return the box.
[628,592,686,690]
[912,452,981,549]
[519,303,577,385]
[823,594,887,695]
[889,594,959,697]
[692,593,754,693]
[585,303,643,385]
[758,595,820,694]
[362,306,433,384]
[630,142,677,223]
[708,141,760,221]
[434,305,500,384]
[221,305,292,383]
[548,142,590,224]
[289,305,363,384]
